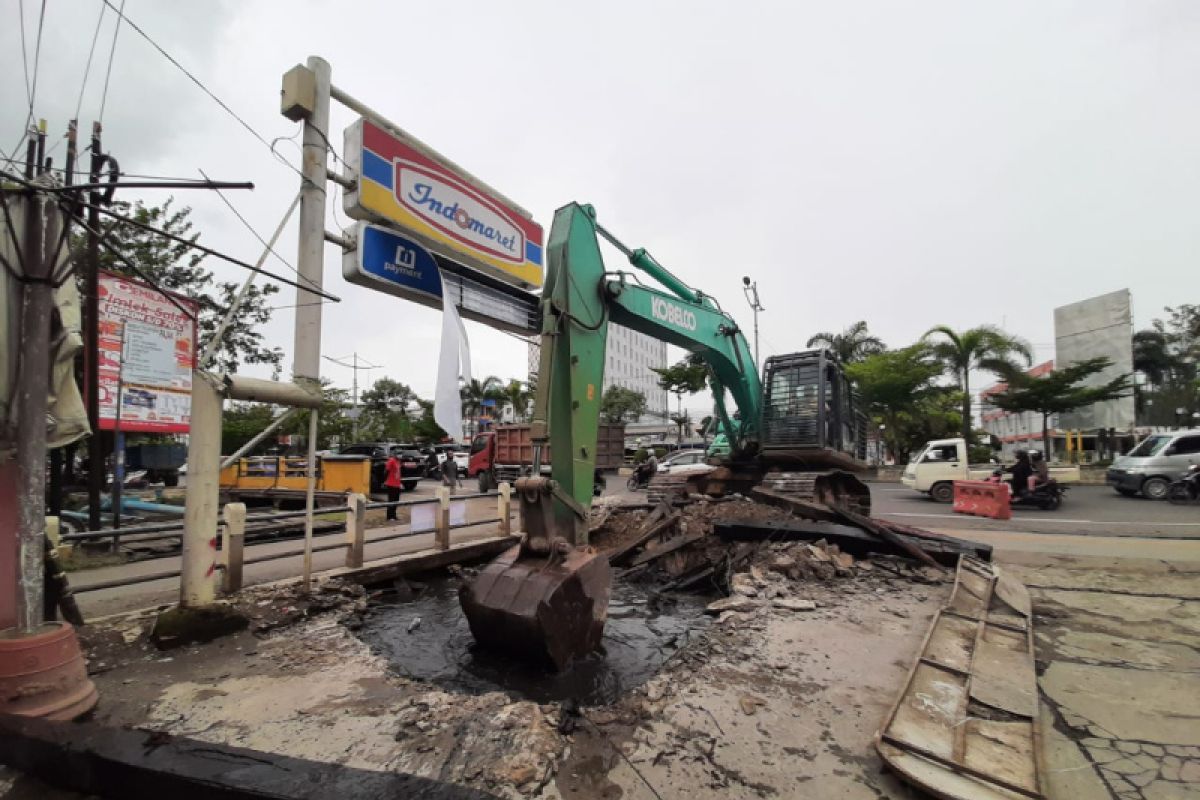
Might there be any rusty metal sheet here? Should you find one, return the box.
[924,614,977,673]
[994,571,1032,617]
[876,557,1043,799]
[972,638,1037,718]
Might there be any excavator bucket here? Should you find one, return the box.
[459,544,611,670]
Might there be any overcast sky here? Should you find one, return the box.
[3,1,1197,419]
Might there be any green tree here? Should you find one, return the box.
[281,380,354,449]
[1133,306,1199,425]
[501,379,531,422]
[83,198,283,375]
[221,402,277,454]
[411,399,449,443]
[651,354,708,417]
[669,410,693,442]
[600,385,647,423]
[806,321,885,364]
[922,324,1033,445]
[358,377,418,441]
[988,357,1135,455]
[846,345,950,461]
[459,376,503,424]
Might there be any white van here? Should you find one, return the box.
[1107,430,1200,499]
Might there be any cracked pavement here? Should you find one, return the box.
[1010,556,1200,800]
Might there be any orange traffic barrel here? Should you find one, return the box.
[0,622,98,720]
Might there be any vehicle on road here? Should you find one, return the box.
[1168,464,1200,505]
[452,451,469,477]
[337,442,423,492]
[467,423,626,494]
[1108,430,1200,500]
[655,449,711,476]
[902,438,1080,502]
[1011,478,1067,510]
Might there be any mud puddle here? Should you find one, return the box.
[354,575,709,706]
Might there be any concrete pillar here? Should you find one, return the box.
[181,373,222,607]
[498,482,512,537]
[344,492,365,568]
[221,502,246,594]
[435,487,451,551]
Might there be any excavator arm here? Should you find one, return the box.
[529,202,762,543]
[461,202,762,669]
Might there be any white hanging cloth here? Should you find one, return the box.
[433,272,471,440]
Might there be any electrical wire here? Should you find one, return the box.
[99,0,307,181]
[29,0,48,115]
[17,0,33,113]
[198,168,320,292]
[75,2,108,120]
[98,0,126,122]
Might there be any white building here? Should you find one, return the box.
[527,323,669,433]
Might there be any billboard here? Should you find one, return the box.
[342,222,538,334]
[344,119,544,289]
[1054,289,1135,431]
[98,272,199,433]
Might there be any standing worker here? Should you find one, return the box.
[384,449,403,520]
[442,450,460,495]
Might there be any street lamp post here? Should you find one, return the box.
[742,276,764,371]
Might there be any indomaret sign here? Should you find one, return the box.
[344,119,544,290]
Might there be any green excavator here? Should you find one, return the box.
[459,202,869,669]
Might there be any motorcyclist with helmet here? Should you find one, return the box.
[1008,450,1033,498]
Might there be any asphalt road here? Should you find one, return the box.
[870,481,1200,539]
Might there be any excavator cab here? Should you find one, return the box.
[760,349,867,468]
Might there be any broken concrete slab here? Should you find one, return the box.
[1041,662,1200,746]
[772,597,817,612]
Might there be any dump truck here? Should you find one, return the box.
[467,423,625,493]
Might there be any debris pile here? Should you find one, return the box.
[590,491,983,599]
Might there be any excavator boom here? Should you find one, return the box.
[460,202,766,668]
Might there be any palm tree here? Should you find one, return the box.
[502,379,531,422]
[459,376,502,431]
[922,325,1033,445]
[1132,330,1173,388]
[806,321,886,363]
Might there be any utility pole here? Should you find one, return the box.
[323,352,379,441]
[13,149,60,631]
[742,276,764,372]
[85,122,103,531]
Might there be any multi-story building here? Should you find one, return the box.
[527,323,670,435]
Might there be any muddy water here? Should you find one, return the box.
[355,576,709,706]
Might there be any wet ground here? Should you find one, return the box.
[357,577,710,706]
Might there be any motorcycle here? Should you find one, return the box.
[1011,479,1067,511]
[1168,465,1200,505]
[626,465,655,491]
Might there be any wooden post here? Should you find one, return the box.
[498,482,512,537]
[221,502,246,594]
[435,487,451,551]
[345,493,366,568]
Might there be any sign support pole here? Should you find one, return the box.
[295,56,331,595]
[111,323,126,533]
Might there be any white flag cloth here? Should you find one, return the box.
[434,273,471,440]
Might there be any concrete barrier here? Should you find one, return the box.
[952,481,1012,520]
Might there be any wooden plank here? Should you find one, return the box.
[606,503,678,566]
[713,519,969,567]
[628,530,707,568]
[331,536,518,586]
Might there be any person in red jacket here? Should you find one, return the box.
[384,451,403,520]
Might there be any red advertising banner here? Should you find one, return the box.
[97,272,199,433]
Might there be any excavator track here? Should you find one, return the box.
[759,470,872,517]
[647,467,871,517]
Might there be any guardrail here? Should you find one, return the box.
[62,483,514,596]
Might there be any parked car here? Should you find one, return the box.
[1108,430,1200,499]
[452,451,469,477]
[337,442,423,492]
[656,449,712,476]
